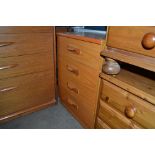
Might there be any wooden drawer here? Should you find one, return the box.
[98,99,141,129]
[58,56,101,88]
[0,26,53,33]
[0,71,55,120]
[101,79,155,128]
[57,36,102,69]
[0,33,53,57]
[96,117,111,129]
[0,52,53,80]
[59,73,99,128]
[107,26,155,58]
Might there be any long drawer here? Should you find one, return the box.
[57,36,102,69]
[0,33,53,57]
[0,52,54,79]
[101,79,155,128]
[98,99,141,129]
[0,26,53,34]
[107,26,155,58]
[0,71,55,120]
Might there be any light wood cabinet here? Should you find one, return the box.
[96,26,155,129]
[0,26,56,123]
[57,33,105,128]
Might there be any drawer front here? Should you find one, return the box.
[101,79,155,128]
[58,56,101,89]
[59,84,96,128]
[0,52,54,80]
[0,33,53,57]
[0,71,55,119]
[98,99,141,129]
[57,36,102,69]
[0,26,53,33]
[96,117,111,129]
[107,26,155,57]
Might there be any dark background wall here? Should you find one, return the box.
[84,26,107,31]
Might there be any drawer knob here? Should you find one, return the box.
[0,64,18,70]
[66,65,79,76]
[142,33,155,50]
[0,86,17,93]
[124,105,136,119]
[67,45,81,55]
[67,82,79,94]
[67,98,78,110]
[0,42,14,47]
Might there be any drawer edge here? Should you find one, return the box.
[0,99,56,124]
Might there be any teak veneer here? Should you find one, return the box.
[0,26,56,123]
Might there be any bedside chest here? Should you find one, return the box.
[57,32,106,128]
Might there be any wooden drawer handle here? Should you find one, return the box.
[142,33,155,49]
[66,65,79,76]
[67,98,78,110]
[0,42,14,47]
[67,45,81,55]
[0,64,18,70]
[0,86,17,93]
[124,105,136,119]
[67,82,79,94]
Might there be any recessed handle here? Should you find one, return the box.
[67,82,79,94]
[67,98,78,110]
[0,64,18,70]
[124,105,136,119]
[66,65,79,76]
[0,42,14,47]
[142,32,155,50]
[104,96,110,103]
[0,86,17,93]
[67,45,81,55]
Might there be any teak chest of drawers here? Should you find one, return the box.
[0,26,56,122]
[96,26,155,129]
[57,32,105,128]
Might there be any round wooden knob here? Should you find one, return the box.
[142,33,155,50]
[124,105,136,119]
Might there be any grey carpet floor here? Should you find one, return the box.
[0,100,83,129]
